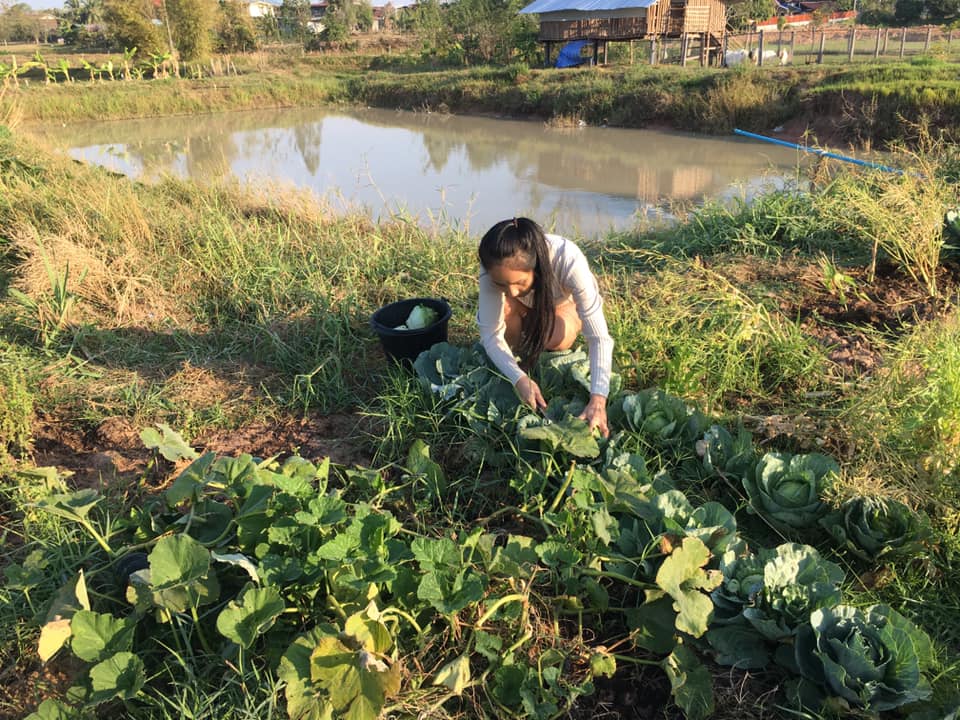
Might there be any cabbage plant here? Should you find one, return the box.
[820,495,928,562]
[794,604,934,712]
[614,389,708,447]
[741,543,844,642]
[742,452,839,530]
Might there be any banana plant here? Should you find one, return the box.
[121,47,137,80]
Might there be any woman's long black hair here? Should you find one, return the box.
[479,217,559,372]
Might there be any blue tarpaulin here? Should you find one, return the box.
[556,40,590,68]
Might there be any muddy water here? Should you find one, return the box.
[28,107,803,237]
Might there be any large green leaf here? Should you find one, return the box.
[38,571,90,663]
[165,452,217,506]
[655,537,721,638]
[278,627,337,720]
[69,610,135,663]
[625,595,678,654]
[519,415,600,458]
[410,537,460,570]
[310,633,401,720]
[216,585,285,649]
[88,651,145,704]
[704,625,770,669]
[24,699,78,720]
[36,489,101,523]
[663,645,714,720]
[140,423,199,462]
[149,534,211,588]
[417,568,485,614]
[405,440,446,497]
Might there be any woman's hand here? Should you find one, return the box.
[515,375,547,412]
[579,394,609,438]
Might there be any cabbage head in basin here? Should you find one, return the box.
[742,452,839,530]
[794,604,934,712]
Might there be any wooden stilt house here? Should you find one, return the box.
[519,0,727,66]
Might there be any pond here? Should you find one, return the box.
[27,106,804,237]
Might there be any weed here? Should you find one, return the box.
[843,314,960,503]
[0,356,33,461]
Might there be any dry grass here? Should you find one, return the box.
[9,222,183,329]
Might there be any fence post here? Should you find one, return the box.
[848,27,857,61]
[630,38,634,65]
[681,33,688,66]
[924,25,932,52]
[882,27,889,54]
[818,31,826,63]
[721,34,729,66]
[758,29,765,65]
[949,29,953,45]
[700,32,708,66]
[874,27,881,58]
[790,30,796,56]
[899,28,906,58]
[650,36,657,65]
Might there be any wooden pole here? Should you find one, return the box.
[848,27,856,62]
[544,41,552,68]
[721,33,729,66]
[882,27,889,54]
[874,27,881,58]
[681,33,688,66]
[817,31,825,63]
[790,30,796,57]
[630,38,634,64]
[924,25,932,52]
[650,36,657,65]
[899,28,906,58]
[593,39,599,65]
[758,29,765,65]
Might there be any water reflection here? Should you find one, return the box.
[27,107,803,236]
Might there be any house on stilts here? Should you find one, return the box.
[519,0,727,67]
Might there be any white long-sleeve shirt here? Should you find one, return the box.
[477,233,614,397]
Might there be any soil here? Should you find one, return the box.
[30,412,374,497]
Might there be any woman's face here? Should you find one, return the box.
[488,262,535,299]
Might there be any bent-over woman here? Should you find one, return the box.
[477,217,614,437]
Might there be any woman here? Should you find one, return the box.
[477,217,614,437]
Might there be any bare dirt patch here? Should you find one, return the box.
[31,412,373,495]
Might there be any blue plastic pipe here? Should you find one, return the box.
[733,128,903,174]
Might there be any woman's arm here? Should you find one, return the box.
[559,241,614,398]
[477,271,525,386]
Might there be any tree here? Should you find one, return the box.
[322,0,356,41]
[924,0,960,22]
[355,0,373,32]
[165,0,218,61]
[278,0,310,40]
[102,0,165,57]
[217,0,258,52]
[0,3,48,43]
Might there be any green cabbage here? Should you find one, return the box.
[396,304,439,330]
[794,604,934,712]
[820,495,929,562]
[742,451,838,530]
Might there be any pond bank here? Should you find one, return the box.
[2,52,959,149]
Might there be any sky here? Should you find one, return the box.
[19,1,63,9]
